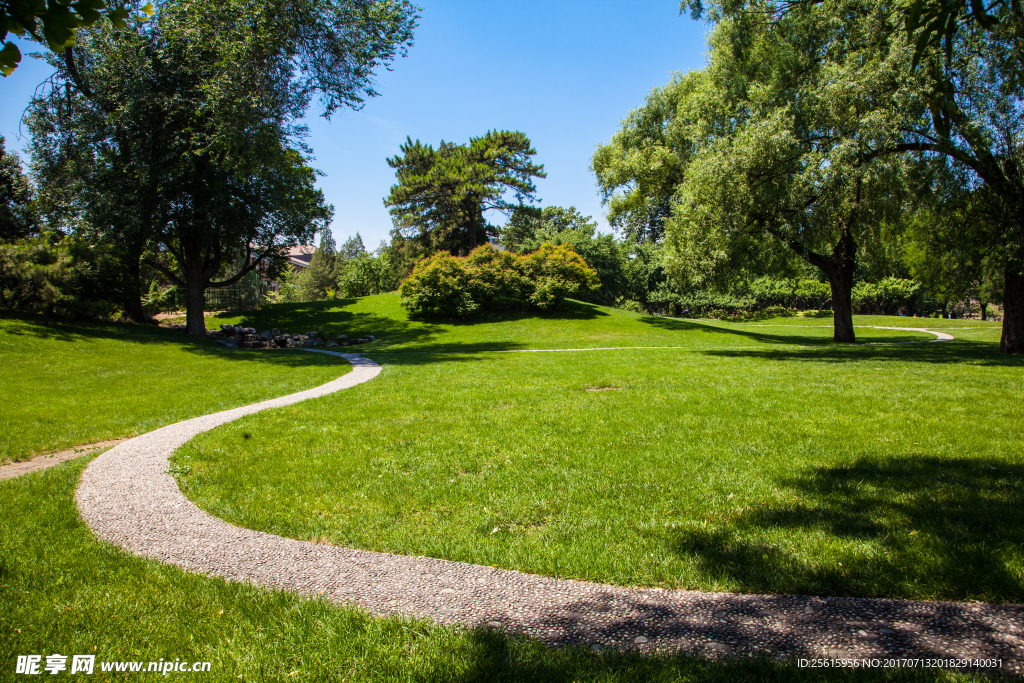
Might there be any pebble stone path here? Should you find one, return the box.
[75,338,1024,675]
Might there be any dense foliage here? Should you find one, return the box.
[0,136,36,241]
[27,0,417,336]
[399,243,599,317]
[0,236,121,318]
[385,131,546,258]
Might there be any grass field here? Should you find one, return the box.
[0,315,348,463]
[171,295,1023,603]
[0,299,1012,680]
[0,458,989,681]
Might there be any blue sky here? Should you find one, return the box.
[1,1,708,248]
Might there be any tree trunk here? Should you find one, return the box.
[819,228,857,343]
[183,239,207,337]
[826,265,856,343]
[979,300,987,321]
[1000,257,1023,354]
[468,205,479,251]
[122,253,150,324]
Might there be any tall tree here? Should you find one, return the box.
[29,0,418,335]
[592,74,694,245]
[385,130,546,257]
[684,0,1024,352]
[597,41,916,342]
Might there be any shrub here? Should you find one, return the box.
[852,278,923,315]
[709,305,794,322]
[0,236,116,319]
[400,244,599,317]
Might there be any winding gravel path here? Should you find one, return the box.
[76,338,1024,674]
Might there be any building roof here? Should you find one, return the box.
[287,245,317,269]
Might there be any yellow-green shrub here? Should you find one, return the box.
[399,243,599,317]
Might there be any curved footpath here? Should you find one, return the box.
[76,337,1023,674]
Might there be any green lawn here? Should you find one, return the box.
[0,314,349,463]
[173,295,1022,603]
[0,459,987,682]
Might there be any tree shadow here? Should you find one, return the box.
[432,299,612,326]
[668,456,1024,604]
[416,611,1012,681]
[701,340,1023,367]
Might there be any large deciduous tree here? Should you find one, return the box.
[385,130,546,257]
[684,0,1024,352]
[29,0,418,335]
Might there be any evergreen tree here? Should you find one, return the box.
[0,136,36,241]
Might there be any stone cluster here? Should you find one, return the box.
[208,324,375,349]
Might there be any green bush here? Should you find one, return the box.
[0,236,116,319]
[852,277,923,315]
[337,252,401,299]
[708,305,794,322]
[400,244,599,317]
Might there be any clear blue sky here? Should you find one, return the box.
[0,1,708,248]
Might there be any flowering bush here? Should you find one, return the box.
[399,243,599,317]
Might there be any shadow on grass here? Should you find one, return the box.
[669,456,1024,603]
[700,339,1022,367]
[437,627,962,682]
[0,312,353,369]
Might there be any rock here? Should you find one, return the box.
[327,341,338,347]
[302,339,316,347]
[271,328,280,337]
[306,330,318,337]
[337,334,347,340]
[220,324,235,333]
[634,636,649,645]
[260,330,272,341]
[366,334,374,341]
[244,334,256,342]
[251,340,266,349]
[241,341,253,349]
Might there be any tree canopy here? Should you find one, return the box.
[385,130,546,257]
[29,0,418,335]
[685,0,1024,352]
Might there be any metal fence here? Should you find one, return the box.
[170,285,260,311]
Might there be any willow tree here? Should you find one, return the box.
[683,0,1024,352]
[596,34,918,343]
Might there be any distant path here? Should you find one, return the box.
[74,340,1023,675]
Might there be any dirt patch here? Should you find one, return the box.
[0,439,128,480]
[586,386,622,392]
